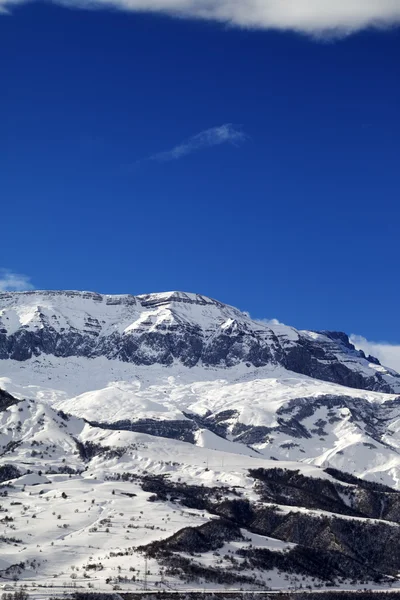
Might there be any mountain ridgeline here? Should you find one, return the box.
[0,290,399,393]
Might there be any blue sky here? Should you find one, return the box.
[1,1,399,354]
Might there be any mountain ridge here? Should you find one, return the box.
[0,290,398,394]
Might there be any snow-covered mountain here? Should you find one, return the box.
[2,290,400,592]
[1,290,399,392]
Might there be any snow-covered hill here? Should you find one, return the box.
[2,290,400,592]
[3,388,400,593]
[2,354,400,489]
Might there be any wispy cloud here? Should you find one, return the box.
[147,124,247,163]
[2,0,400,37]
[350,334,400,374]
[255,317,285,327]
[0,269,35,292]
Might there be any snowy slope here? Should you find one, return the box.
[3,390,400,592]
[0,392,337,590]
[1,353,400,489]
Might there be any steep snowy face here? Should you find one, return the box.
[0,290,399,393]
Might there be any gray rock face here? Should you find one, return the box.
[0,388,19,412]
[0,290,399,394]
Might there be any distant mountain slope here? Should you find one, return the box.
[0,290,399,393]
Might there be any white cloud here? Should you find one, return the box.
[256,317,284,326]
[148,124,247,162]
[0,269,34,292]
[2,0,400,36]
[350,334,400,374]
